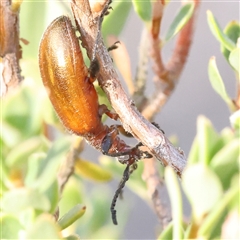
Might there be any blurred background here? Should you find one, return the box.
[4,1,238,239]
[115,2,238,238]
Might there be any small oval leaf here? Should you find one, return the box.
[197,185,239,238]
[26,214,62,239]
[221,21,240,62]
[229,48,240,74]
[58,204,86,230]
[165,3,194,41]
[230,109,240,131]
[208,57,236,111]
[102,1,131,39]
[2,188,50,213]
[196,115,222,165]
[211,139,239,190]
[1,215,23,239]
[207,10,235,51]
[132,0,152,22]
[183,164,223,221]
[165,167,183,239]
[75,158,112,182]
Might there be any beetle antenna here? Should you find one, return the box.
[110,164,130,225]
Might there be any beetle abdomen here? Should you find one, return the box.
[39,16,101,135]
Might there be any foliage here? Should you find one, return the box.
[158,10,240,239]
[1,1,239,239]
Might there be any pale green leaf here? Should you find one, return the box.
[182,164,223,221]
[229,48,240,74]
[58,179,83,219]
[198,185,239,239]
[75,158,112,182]
[5,136,44,168]
[188,136,199,164]
[26,214,62,239]
[102,1,131,39]
[33,137,71,192]
[158,222,173,240]
[58,204,86,230]
[63,235,81,240]
[1,215,23,239]
[2,188,50,213]
[208,57,236,111]
[165,3,194,41]
[230,109,240,131]
[207,10,235,52]
[211,139,239,190]
[132,0,152,22]
[221,21,240,62]
[165,167,183,239]
[196,115,222,165]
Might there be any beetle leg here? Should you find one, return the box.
[98,104,119,120]
[101,127,152,164]
[107,41,120,52]
[89,58,100,80]
[151,122,165,134]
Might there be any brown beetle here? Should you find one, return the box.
[39,15,152,225]
[39,16,151,164]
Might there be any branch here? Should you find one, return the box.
[57,136,85,193]
[142,156,172,229]
[70,0,186,177]
[140,0,200,227]
[142,0,200,120]
[0,0,23,97]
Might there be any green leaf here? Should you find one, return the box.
[221,21,240,62]
[58,204,86,230]
[44,179,60,214]
[33,137,71,192]
[5,136,45,168]
[2,188,50,213]
[26,214,62,239]
[229,48,240,74]
[2,84,44,140]
[207,10,235,52]
[165,3,194,41]
[75,158,112,182]
[25,152,47,187]
[188,136,199,164]
[63,235,81,240]
[208,57,236,111]
[197,184,239,239]
[165,167,183,239]
[230,109,240,131]
[102,1,131,39]
[182,163,223,222]
[211,139,239,190]
[1,215,23,239]
[58,179,83,219]
[132,0,152,22]
[196,116,222,165]
[220,127,236,145]
[158,222,173,240]
[86,187,123,234]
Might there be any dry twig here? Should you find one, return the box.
[142,0,200,120]
[70,0,187,177]
[138,0,199,227]
[0,0,23,97]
